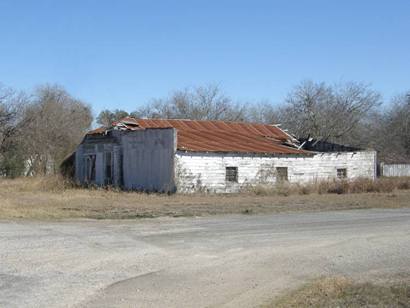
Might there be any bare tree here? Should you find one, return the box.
[277,80,381,143]
[0,85,25,150]
[245,100,279,124]
[0,84,28,176]
[132,84,247,121]
[376,93,410,162]
[22,85,92,175]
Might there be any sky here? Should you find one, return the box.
[0,0,409,116]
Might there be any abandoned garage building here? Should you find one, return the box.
[67,117,377,193]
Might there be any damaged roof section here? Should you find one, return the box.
[299,138,363,152]
[88,117,310,155]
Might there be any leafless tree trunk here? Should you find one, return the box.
[277,80,381,143]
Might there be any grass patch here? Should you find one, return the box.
[265,276,410,308]
[0,176,410,220]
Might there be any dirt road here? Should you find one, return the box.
[1,208,409,307]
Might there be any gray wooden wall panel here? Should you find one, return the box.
[74,145,84,183]
[121,128,176,192]
[382,163,410,177]
[113,146,122,186]
[95,152,104,185]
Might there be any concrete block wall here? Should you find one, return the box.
[175,151,377,193]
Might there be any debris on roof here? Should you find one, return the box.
[111,117,141,131]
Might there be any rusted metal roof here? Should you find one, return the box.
[88,117,309,155]
[176,130,306,154]
[135,118,292,142]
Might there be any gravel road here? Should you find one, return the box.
[1,208,410,307]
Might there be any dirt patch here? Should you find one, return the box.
[265,276,410,308]
[1,177,410,220]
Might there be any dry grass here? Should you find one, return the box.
[265,276,410,308]
[0,176,410,220]
[247,177,410,196]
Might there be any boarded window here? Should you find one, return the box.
[276,167,288,182]
[85,155,96,183]
[337,168,347,179]
[226,167,238,182]
[105,152,113,185]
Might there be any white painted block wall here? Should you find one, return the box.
[175,151,377,193]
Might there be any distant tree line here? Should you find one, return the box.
[0,81,409,177]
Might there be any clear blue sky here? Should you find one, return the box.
[0,0,409,116]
